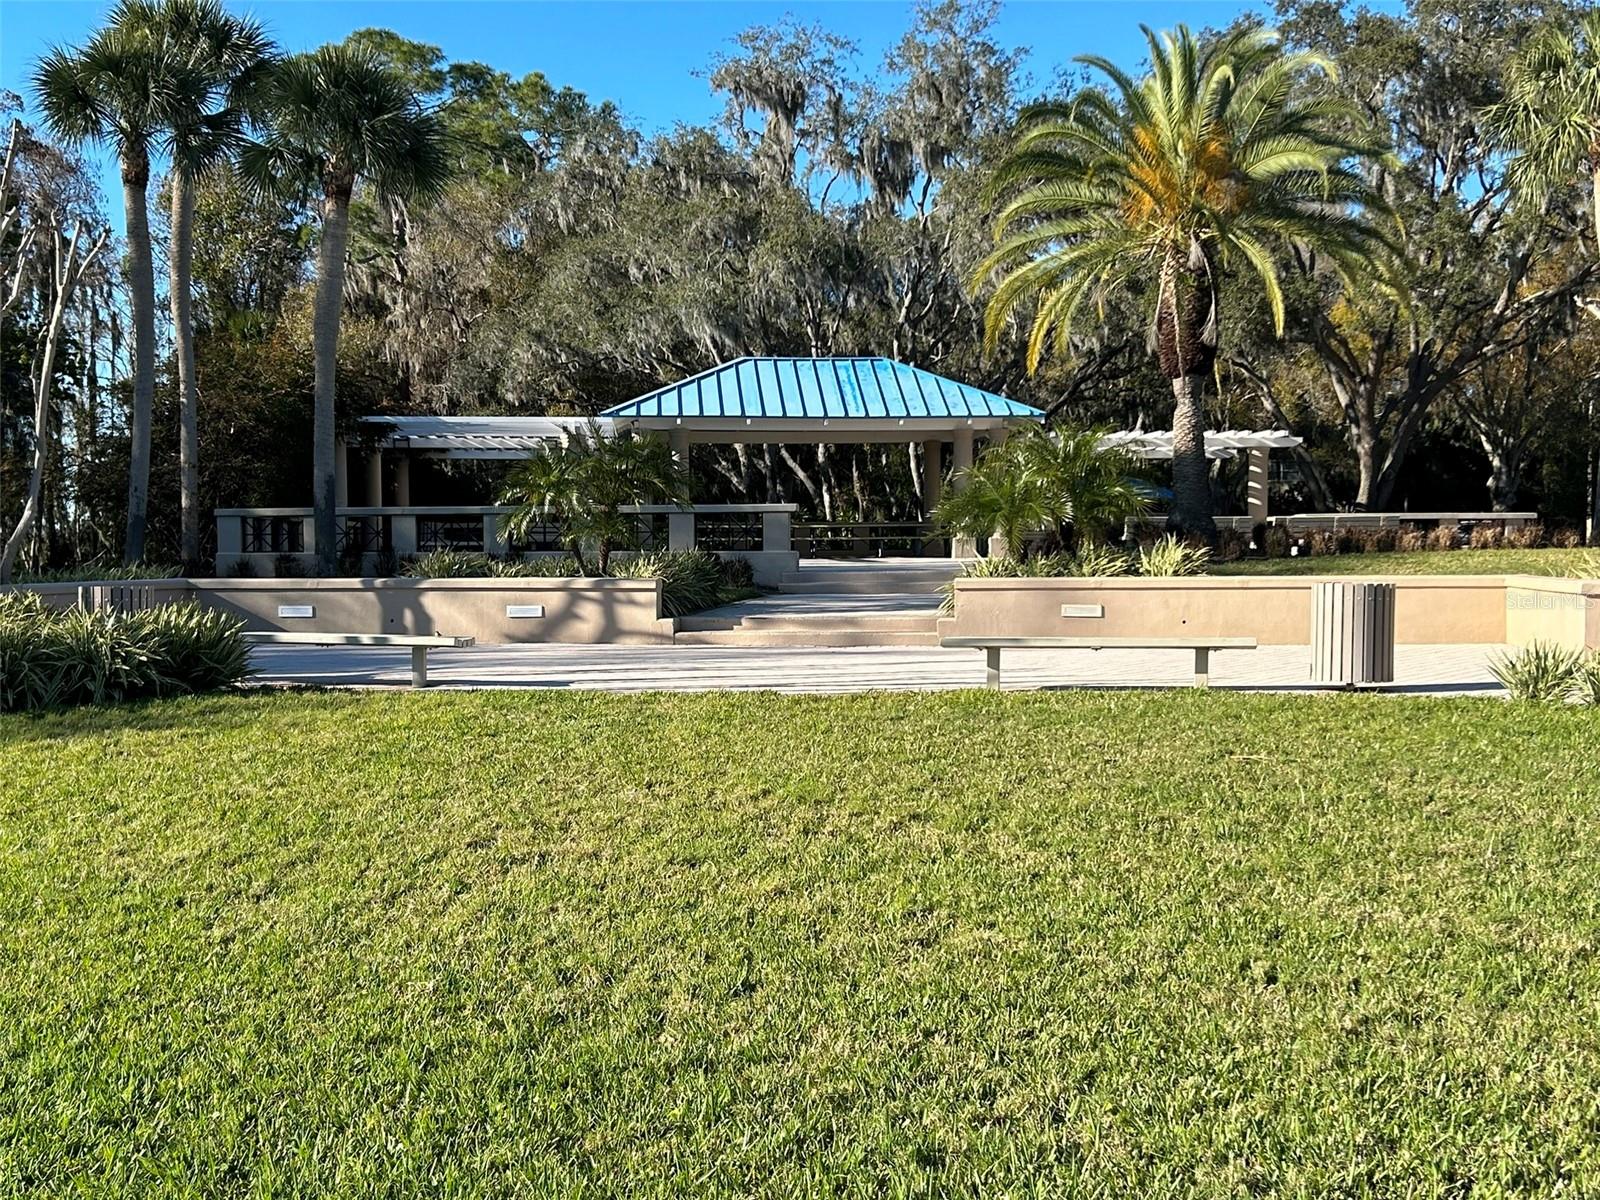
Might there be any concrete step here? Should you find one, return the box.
[673,628,942,647]
[777,574,953,595]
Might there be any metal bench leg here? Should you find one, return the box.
[412,645,429,688]
[985,646,1002,689]
[1193,647,1210,688]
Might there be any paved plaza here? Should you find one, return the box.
[248,641,1506,696]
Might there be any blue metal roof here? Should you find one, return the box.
[600,357,1044,421]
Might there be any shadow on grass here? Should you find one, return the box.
[0,687,344,747]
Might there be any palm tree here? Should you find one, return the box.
[934,427,1150,560]
[109,0,273,573]
[500,425,689,576]
[934,443,1057,561]
[1013,426,1150,549]
[34,18,195,564]
[1487,11,1600,545]
[241,44,449,574]
[1488,11,1600,280]
[975,25,1394,537]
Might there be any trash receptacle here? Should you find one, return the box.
[1310,581,1395,687]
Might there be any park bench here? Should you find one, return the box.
[941,636,1258,689]
[240,632,475,688]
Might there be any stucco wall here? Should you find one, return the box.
[937,575,1517,646]
[1505,577,1600,651]
[2,577,672,645]
[190,577,673,644]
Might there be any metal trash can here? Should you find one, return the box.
[1310,581,1395,687]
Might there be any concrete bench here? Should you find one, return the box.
[240,632,475,688]
[941,636,1258,689]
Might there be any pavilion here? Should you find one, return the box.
[219,356,1300,576]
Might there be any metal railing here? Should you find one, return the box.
[215,503,797,571]
[793,521,944,558]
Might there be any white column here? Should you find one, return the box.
[1247,447,1270,524]
[391,515,418,556]
[951,427,974,477]
[483,514,507,556]
[986,425,1012,558]
[950,428,976,558]
[669,427,690,466]
[667,511,695,551]
[761,509,791,553]
[394,455,411,506]
[216,514,242,565]
[365,449,384,507]
[921,439,944,517]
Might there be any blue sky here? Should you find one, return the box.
[1,0,1310,223]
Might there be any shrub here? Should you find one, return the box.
[718,556,757,592]
[1489,641,1584,702]
[495,555,583,578]
[1469,524,1505,550]
[1214,529,1248,562]
[1395,527,1427,553]
[1551,527,1584,549]
[608,550,727,617]
[1071,544,1135,577]
[14,561,183,583]
[0,597,250,712]
[1308,529,1341,557]
[1504,523,1544,549]
[1264,525,1293,558]
[1357,526,1399,554]
[401,550,496,578]
[1424,524,1460,552]
[130,605,254,694]
[1138,534,1211,577]
[400,551,582,579]
[1574,654,1600,707]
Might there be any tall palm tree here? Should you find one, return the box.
[975,25,1394,537]
[110,0,273,572]
[1487,10,1600,545]
[242,45,449,574]
[1489,10,1600,263]
[34,20,194,564]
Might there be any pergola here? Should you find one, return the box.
[336,357,1302,528]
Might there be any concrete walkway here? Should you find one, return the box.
[248,642,1507,697]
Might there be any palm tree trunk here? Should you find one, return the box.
[121,150,156,565]
[311,183,352,575]
[170,175,201,572]
[1591,162,1600,259]
[1167,375,1216,539]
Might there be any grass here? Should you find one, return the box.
[3,689,1600,1196]
[1210,546,1598,577]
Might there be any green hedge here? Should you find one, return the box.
[0,595,251,712]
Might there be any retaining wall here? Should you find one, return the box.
[938,574,1599,650]
[6,576,673,645]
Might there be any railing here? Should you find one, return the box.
[214,504,797,573]
[793,521,944,558]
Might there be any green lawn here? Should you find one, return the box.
[1210,546,1597,576]
[4,690,1600,1197]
